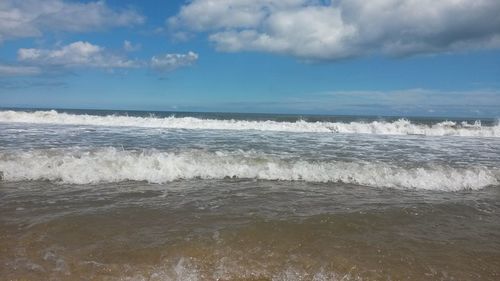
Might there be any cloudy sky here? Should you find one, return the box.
[1,0,499,117]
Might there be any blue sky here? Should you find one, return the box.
[0,0,499,117]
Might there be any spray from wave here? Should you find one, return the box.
[0,148,497,190]
[0,110,498,137]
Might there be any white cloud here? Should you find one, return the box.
[169,0,500,60]
[0,0,144,42]
[168,0,305,31]
[0,64,41,76]
[150,51,199,72]
[1,42,198,76]
[17,41,139,69]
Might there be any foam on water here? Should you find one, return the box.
[0,148,497,190]
[0,110,499,137]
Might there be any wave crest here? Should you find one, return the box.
[0,110,499,137]
[0,148,497,190]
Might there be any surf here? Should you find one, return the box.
[0,110,499,137]
[0,147,498,190]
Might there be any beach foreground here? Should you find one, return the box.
[1,180,500,280]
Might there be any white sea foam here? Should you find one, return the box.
[0,110,498,137]
[0,148,497,190]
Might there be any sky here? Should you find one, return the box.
[0,0,499,117]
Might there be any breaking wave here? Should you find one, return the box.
[0,110,498,137]
[0,148,497,190]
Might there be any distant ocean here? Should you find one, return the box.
[1,109,499,280]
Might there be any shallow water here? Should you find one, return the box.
[1,180,499,280]
[0,109,499,280]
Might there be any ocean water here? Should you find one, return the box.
[0,109,499,280]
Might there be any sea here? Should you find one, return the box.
[0,109,499,280]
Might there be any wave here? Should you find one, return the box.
[0,148,497,190]
[0,110,499,137]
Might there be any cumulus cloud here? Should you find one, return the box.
[168,0,500,60]
[150,51,199,72]
[168,0,304,31]
[17,41,139,69]
[0,41,198,76]
[0,0,144,42]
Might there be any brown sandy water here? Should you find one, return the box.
[1,180,499,281]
